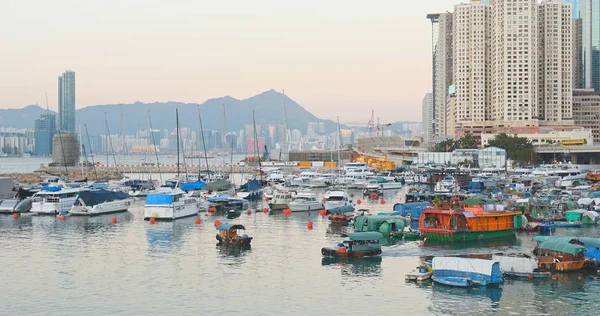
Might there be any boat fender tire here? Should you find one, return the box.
[376,250,382,255]
[321,248,327,256]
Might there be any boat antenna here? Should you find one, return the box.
[104,112,120,177]
[147,110,162,183]
[84,124,98,180]
[197,105,211,182]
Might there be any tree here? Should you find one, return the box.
[456,132,478,149]
[434,139,456,152]
[486,133,537,165]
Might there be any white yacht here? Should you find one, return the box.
[70,190,134,216]
[309,174,336,188]
[334,173,370,188]
[434,175,457,193]
[144,189,199,220]
[290,172,320,186]
[323,190,350,211]
[268,191,295,211]
[266,170,286,183]
[31,187,89,215]
[343,162,369,173]
[288,192,323,212]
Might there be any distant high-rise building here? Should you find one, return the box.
[34,112,56,155]
[58,70,76,133]
[427,12,453,140]
[573,17,583,89]
[422,93,434,145]
[563,0,580,17]
[580,0,600,91]
[573,88,600,143]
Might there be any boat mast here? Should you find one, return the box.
[176,109,180,178]
[197,105,211,182]
[337,116,342,174]
[147,111,162,183]
[84,124,98,180]
[104,113,119,177]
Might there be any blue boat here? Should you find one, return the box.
[538,222,555,234]
[236,180,263,200]
[432,276,474,288]
[432,257,503,286]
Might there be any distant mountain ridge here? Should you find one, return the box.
[0,90,420,135]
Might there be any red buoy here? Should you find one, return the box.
[195,218,201,224]
[265,197,269,202]
[350,193,354,197]
[381,199,386,205]
[307,221,313,229]
[322,197,326,202]
[283,208,291,215]
[149,217,156,224]
[111,217,117,224]
[208,207,216,213]
[203,196,207,200]
[320,209,327,216]
[214,220,221,227]
[59,215,66,221]
[357,199,362,205]
[12,213,18,219]
[247,209,252,215]
[263,207,268,213]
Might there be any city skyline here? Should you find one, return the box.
[0,0,458,122]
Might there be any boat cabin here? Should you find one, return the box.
[216,224,252,245]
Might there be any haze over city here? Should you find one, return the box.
[0,0,455,122]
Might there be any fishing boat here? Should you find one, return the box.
[323,190,351,211]
[405,262,433,281]
[31,187,89,215]
[431,257,504,287]
[328,205,355,224]
[216,224,252,246]
[144,190,199,220]
[419,200,519,242]
[288,192,323,212]
[492,254,551,278]
[70,190,133,216]
[268,191,294,211]
[534,240,588,272]
[321,232,383,258]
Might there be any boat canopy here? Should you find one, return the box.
[207,196,230,202]
[180,181,207,191]
[202,180,232,191]
[74,189,130,207]
[432,257,503,284]
[328,205,355,214]
[353,215,407,234]
[346,232,383,241]
[538,241,586,255]
[41,186,61,192]
[492,255,537,274]
[89,183,108,190]
[565,210,586,222]
[145,194,174,205]
[534,236,600,249]
[239,180,261,191]
[217,223,245,231]
[392,202,431,215]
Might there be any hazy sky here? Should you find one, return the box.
[0,0,456,122]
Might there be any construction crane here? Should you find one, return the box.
[342,110,392,137]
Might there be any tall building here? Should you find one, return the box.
[427,12,453,140]
[453,1,491,123]
[563,0,580,17]
[581,0,600,91]
[34,112,56,155]
[573,17,583,89]
[422,93,433,146]
[538,0,573,125]
[573,88,600,143]
[58,70,76,133]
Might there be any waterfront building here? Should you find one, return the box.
[34,112,56,155]
[573,88,600,143]
[480,128,593,147]
[58,70,76,133]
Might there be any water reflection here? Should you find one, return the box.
[68,212,133,234]
[322,256,382,277]
[145,217,197,253]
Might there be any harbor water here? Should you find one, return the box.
[1,187,600,315]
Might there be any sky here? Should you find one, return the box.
[0,0,456,123]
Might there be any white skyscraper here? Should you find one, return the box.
[422,93,434,146]
[427,13,453,140]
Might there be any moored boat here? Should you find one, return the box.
[144,190,199,220]
[534,240,587,272]
[216,224,252,246]
[323,190,351,211]
[405,262,433,281]
[492,254,551,278]
[321,232,383,258]
[31,187,89,215]
[70,189,133,216]
[288,192,323,212]
[268,191,294,211]
[328,205,355,224]
[431,257,504,286]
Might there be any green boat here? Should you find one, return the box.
[403,231,421,241]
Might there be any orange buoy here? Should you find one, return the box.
[263,207,268,213]
[283,208,291,215]
[322,197,326,202]
[357,199,362,205]
[552,274,558,280]
[203,196,207,200]
[528,274,534,281]
[59,215,66,221]
[208,207,216,213]
[247,209,252,215]
[350,193,354,197]
[594,277,598,281]
[12,213,18,219]
[265,197,269,202]
[319,209,327,216]
[111,217,117,224]
[214,220,221,227]
[195,217,201,224]
[307,221,313,229]
[381,199,386,205]
[149,217,155,224]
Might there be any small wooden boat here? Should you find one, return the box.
[534,240,587,272]
[404,230,421,241]
[405,262,432,281]
[321,232,383,258]
[432,276,473,288]
[492,254,551,279]
[328,205,355,225]
[215,224,253,246]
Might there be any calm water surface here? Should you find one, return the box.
[1,189,600,315]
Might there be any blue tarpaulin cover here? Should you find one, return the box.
[180,181,207,191]
[239,180,261,191]
[74,189,130,206]
[145,194,174,205]
[41,186,61,192]
[207,196,229,202]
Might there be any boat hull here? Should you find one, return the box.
[31,199,77,215]
[144,202,198,220]
[432,276,473,288]
[268,202,289,211]
[421,229,517,242]
[70,198,134,216]
[405,271,432,281]
[288,202,323,212]
[321,247,381,258]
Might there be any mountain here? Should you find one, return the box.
[0,105,56,129]
[0,90,339,135]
